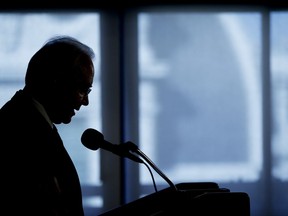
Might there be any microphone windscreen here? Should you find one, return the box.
[81,128,104,150]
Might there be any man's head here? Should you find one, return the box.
[25,35,95,124]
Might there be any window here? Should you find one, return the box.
[136,9,287,216]
[0,13,101,215]
[139,12,262,184]
[271,12,288,182]
[1,5,288,216]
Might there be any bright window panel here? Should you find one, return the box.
[271,12,288,181]
[139,12,262,184]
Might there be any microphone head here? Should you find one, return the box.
[81,128,104,150]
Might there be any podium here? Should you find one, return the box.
[99,182,250,216]
[80,131,250,215]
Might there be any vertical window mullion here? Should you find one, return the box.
[261,8,273,216]
[100,10,122,212]
[122,10,141,204]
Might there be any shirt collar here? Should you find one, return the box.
[31,98,54,128]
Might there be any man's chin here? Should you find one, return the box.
[53,117,72,124]
[62,118,72,124]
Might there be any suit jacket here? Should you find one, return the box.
[0,90,84,216]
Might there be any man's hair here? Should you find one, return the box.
[25,35,95,91]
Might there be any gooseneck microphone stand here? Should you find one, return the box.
[125,141,178,192]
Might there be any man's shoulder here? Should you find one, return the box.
[1,90,32,113]
[0,90,39,128]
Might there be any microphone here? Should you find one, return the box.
[81,128,177,191]
[81,128,143,163]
